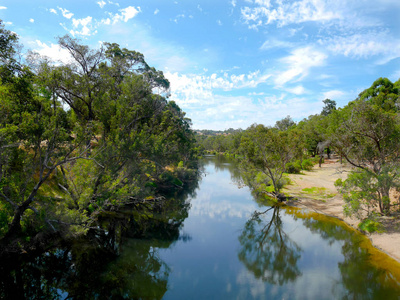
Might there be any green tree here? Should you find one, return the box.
[0,29,197,248]
[239,124,300,198]
[274,115,296,131]
[321,98,337,116]
[332,78,400,216]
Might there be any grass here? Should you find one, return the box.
[301,187,336,201]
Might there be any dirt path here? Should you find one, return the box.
[282,158,400,263]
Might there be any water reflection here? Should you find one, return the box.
[288,209,400,299]
[2,157,400,299]
[0,172,200,299]
[238,206,302,285]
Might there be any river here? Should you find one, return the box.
[1,155,400,299]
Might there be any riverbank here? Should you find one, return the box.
[283,157,400,263]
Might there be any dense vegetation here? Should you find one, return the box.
[197,79,400,225]
[0,22,198,252]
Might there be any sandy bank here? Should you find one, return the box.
[282,158,400,263]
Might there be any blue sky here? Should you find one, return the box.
[1,0,400,130]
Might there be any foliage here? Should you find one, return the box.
[301,159,314,171]
[285,161,302,174]
[274,115,296,131]
[239,124,301,196]
[358,217,385,234]
[331,80,400,216]
[321,98,337,116]
[0,25,198,248]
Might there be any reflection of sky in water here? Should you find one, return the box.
[159,157,400,299]
[187,160,259,220]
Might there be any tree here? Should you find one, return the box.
[332,79,400,216]
[0,30,197,249]
[321,98,336,116]
[274,115,296,131]
[239,124,300,199]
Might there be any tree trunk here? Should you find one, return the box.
[380,188,391,215]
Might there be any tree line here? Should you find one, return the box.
[197,77,400,227]
[0,21,198,251]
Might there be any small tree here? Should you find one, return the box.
[239,124,300,199]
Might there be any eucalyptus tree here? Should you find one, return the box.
[321,98,337,116]
[0,30,196,248]
[274,115,296,131]
[239,124,301,198]
[332,78,400,216]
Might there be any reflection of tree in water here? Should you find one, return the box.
[290,208,400,299]
[0,175,200,299]
[238,206,302,285]
[209,155,243,184]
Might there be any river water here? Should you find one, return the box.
[2,155,400,299]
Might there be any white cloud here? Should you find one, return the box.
[120,6,141,22]
[49,8,57,15]
[274,46,327,86]
[29,19,34,23]
[286,85,307,95]
[71,16,95,36]
[164,70,321,129]
[110,6,141,24]
[217,20,223,26]
[241,0,341,29]
[324,31,400,64]
[58,7,74,19]
[154,9,160,15]
[33,40,72,64]
[260,38,294,50]
[172,14,185,24]
[323,90,345,100]
[97,1,106,8]
[0,6,7,10]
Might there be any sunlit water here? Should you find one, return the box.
[2,155,400,299]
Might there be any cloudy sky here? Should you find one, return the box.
[1,0,400,130]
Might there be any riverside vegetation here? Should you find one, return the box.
[0,21,200,254]
[196,79,400,233]
[1,16,400,289]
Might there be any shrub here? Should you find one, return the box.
[301,159,314,171]
[358,218,384,233]
[286,161,301,174]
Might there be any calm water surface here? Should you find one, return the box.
[117,155,400,299]
[2,155,400,299]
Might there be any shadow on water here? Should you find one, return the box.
[0,173,201,299]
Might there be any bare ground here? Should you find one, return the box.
[282,157,400,263]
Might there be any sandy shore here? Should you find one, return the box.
[282,158,400,263]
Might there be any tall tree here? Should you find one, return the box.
[332,78,400,216]
[321,98,337,116]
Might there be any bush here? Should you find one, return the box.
[301,159,314,171]
[286,161,301,174]
[358,218,384,233]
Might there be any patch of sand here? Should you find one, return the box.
[283,158,400,263]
